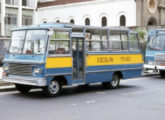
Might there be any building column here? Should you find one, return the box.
[1,0,5,36]
[18,0,22,27]
[33,10,37,24]
[136,0,142,26]
[33,0,38,24]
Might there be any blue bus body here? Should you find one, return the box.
[2,23,143,96]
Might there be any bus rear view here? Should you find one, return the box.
[144,29,165,77]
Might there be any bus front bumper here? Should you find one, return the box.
[156,66,165,70]
[143,64,156,70]
[2,76,46,87]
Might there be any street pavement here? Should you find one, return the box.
[0,75,165,120]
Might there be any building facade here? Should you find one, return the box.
[0,0,37,37]
[37,0,137,27]
[136,0,165,27]
[1,0,165,37]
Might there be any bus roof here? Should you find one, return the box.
[12,22,130,31]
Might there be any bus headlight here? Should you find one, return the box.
[148,61,153,65]
[34,68,42,74]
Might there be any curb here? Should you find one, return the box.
[0,85,16,92]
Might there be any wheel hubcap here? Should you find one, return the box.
[49,81,59,94]
[111,75,118,87]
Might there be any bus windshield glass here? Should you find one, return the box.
[155,36,165,51]
[9,30,26,54]
[9,30,48,54]
[147,35,165,51]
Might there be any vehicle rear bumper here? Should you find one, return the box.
[2,76,46,86]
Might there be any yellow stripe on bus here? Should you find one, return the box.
[46,57,72,68]
[86,54,143,66]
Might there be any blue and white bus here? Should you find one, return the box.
[2,23,143,97]
[144,29,165,77]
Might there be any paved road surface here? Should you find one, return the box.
[0,75,165,120]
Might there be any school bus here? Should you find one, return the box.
[2,23,143,97]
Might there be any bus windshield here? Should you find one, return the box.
[155,36,165,51]
[147,35,165,51]
[9,30,48,54]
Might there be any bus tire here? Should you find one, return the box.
[15,84,31,94]
[160,70,165,78]
[43,80,61,97]
[102,74,120,89]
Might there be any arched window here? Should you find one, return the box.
[85,18,90,25]
[56,20,60,23]
[102,17,107,27]
[120,15,126,26]
[70,19,75,24]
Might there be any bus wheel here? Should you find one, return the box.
[43,80,61,97]
[110,74,120,88]
[102,74,120,89]
[15,84,31,94]
[160,70,165,78]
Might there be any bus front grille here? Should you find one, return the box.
[8,63,33,76]
[155,53,165,65]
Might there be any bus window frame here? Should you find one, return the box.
[85,28,109,53]
[129,31,140,52]
[47,28,72,57]
[9,28,49,55]
[109,29,129,53]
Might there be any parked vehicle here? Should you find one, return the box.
[2,23,143,97]
[144,29,165,77]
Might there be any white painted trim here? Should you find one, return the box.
[41,18,48,23]
[54,17,61,22]
[67,16,75,23]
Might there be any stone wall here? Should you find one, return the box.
[136,0,165,26]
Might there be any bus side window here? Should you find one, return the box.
[85,29,108,52]
[48,31,70,55]
[129,34,140,51]
[109,31,129,51]
[121,34,129,50]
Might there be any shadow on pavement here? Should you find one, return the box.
[10,83,139,99]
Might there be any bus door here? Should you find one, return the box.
[72,37,85,80]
